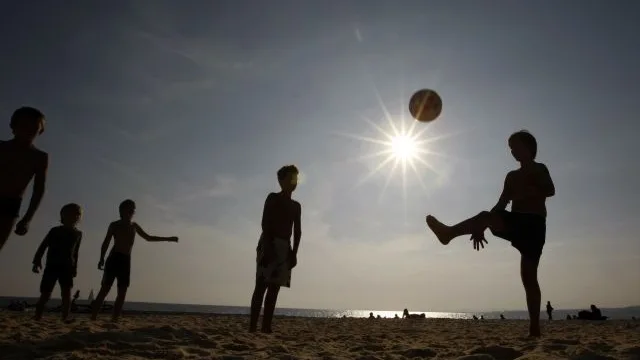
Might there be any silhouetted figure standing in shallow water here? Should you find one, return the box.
[91,200,178,321]
[32,203,82,322]
[426,130,555,337]
[546,301,554,320]
[0,107,48,253]
[249,165,302,333]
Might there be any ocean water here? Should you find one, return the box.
[1,297,638,320]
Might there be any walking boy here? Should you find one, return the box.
[32,203,83,322]
[91,199,178,321]
[249,165,302,333]
[0,107,48,252]
[425,130,555,337]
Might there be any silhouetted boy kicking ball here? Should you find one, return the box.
[249,165,302,333]
[32,203,83,322]
[0,107,48,253]
[91,199,178,321]
[426,130,555,337]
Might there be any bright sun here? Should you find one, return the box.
[390,134,419,161]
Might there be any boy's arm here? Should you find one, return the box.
[491,174,511,212]
[99,223,114,262]
[73,232,82,275]
[292,202,302,254]
[22,153,48,223]
[33,229,52,265]
[261,193,276,242]
[537,164,555,197]
[134,223,177,242]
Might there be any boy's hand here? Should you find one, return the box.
[15,219,30,236]
[289,250,298,269]
[32,263,41,273]
[97,259,105,270]
[470,232,488,251]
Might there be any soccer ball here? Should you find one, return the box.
[409,89,442,122]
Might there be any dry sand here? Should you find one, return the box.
[1,311,639,360]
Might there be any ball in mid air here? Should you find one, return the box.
[408,89,442,122]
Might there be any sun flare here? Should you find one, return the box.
[390,134,419,162]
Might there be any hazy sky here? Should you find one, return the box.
[1,1,638,312]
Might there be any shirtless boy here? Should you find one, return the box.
[91,199,178,321]
[425,130,555,337]
[0,107,48,252]
[249,165,302,333]
[32,203,83,322]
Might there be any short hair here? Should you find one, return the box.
[277,165,299,182]
[119,199,136,213]
[509,130,537,159]
[60,203,82,222]
[10,106,46,134]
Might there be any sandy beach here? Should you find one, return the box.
[1,311,639,360]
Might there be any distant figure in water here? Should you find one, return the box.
[369,312,375,319]
[578,304,607,320]
[249,165,302,333]
[394,314,399,319]
[480,315,484,320]
[566,314,572,320]
[402,308,424,319]
[91,200,178,322]
[426,130,555,337]
[472,315,478,320]
[500,314,506,320]
[32,203,83,322]
[546,301,554,320]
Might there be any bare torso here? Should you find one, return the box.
[109,220,138,256]
[263,192,300,241]
[506,163,549,217]
[0,140,47,198]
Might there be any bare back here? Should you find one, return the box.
[505,162,553,217]
[0,140,48,198]
[262,192,301,242]
[109,220,138,256]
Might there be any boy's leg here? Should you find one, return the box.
[112,286,127,321]
[34,269,57,320]
[91,277,114,320]
[60,286,72,321]
[426,211,505,245]
[249,280,268,332]
[521,256,542,337]
[261,284,281,333]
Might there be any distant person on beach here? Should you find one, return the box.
[426,130,555,337]
[0,107,48,253]
[91,199,178,321]
[32,203,83,322]
[249,165,302,333]
[500,314,506,320]
[546,301,554,320]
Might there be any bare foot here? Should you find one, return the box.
[426,215,453,245]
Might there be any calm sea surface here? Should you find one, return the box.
[1,297,637,320]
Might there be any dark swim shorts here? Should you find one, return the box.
[40,266,74,293]
[0,197,21,218]
[490,210,546,261]
[102,252,131,289]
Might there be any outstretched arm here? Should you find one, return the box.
[491,174,511,212]
[134,223,177,242]
[22,154,48,223]
[292,202,302,255]
[99,223,114,262]
[33,229,52,266]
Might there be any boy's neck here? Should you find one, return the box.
[62,224,76,229]
[10,137,34,148]
[519,159,536,168]
[278,190,292,199]
[120,218,133,224]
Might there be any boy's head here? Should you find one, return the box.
[277,165,299,193]
[119,199,136,220]
[10,107,45,143]
[508,130,537,162]
[60,203,82,227]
